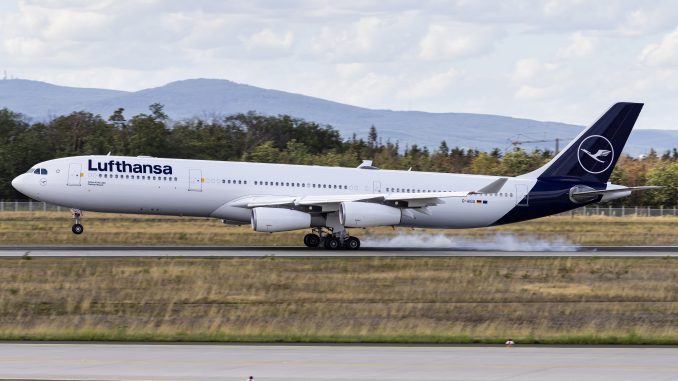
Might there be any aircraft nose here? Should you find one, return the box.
[11,174,26,193]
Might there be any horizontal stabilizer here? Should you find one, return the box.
[571,185,661,196]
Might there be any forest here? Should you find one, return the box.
[0,104,676,206]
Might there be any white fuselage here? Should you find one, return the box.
[13,155,537,229]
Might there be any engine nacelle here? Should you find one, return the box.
[251,207,311,232]
[340,202,401,228]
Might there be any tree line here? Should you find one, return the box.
[0,104,676,206]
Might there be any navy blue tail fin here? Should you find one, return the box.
[524,102,643,184]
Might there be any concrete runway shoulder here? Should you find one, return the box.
[0,245,676,257]
[0,343,676,381]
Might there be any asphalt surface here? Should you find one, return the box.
[0,343,676,381]
[0,245,676,257]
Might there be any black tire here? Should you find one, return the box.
[345,236,360,250]
[304,233,320,248]
[72,224,84,235]
[325,237,341,250]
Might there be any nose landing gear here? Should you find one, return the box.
[71,209,84,235]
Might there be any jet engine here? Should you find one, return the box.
[251,207,311,232]
[339,202,402,227]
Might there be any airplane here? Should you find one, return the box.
[11,102,659,250]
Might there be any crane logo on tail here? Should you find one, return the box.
[577,135,614,174]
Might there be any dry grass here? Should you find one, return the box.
[0,212,676,246]
[0,257,676,343]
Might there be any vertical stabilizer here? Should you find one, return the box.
[522,102,643,184]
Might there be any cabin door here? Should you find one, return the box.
[67,163,82,186]
[515,184,529,206]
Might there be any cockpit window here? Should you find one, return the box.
[28,167,48,175]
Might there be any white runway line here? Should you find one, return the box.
[0,245,676,257]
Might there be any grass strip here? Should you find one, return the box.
[1,257,676,344]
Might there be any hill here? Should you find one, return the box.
[1,78,675,156]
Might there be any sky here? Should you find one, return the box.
[1,0,678,130]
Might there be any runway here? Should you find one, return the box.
[0,245,676,257]
[1,343,676,381]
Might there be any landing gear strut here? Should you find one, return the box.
[304,228,361,250]
[71,209,84,235]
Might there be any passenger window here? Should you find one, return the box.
[238,180,242,184]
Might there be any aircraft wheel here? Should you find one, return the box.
[304,233,320,248]
[345,236,360,250]
[325,237,341,250]
[72,224,84,235]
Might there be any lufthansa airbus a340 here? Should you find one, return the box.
[12,103,658,250]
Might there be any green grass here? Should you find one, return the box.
[1,257,676,344]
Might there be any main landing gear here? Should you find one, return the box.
[71,208,84,235]
[303,228,361,250]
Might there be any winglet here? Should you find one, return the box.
[474,178,508,194]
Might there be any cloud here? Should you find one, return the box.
[418,24,498,61]
[397,68,461,100]
[1,1,678,131]
[558,32,597,59]
[639,26,678,66]
[241,28,294,58]
[511,58,559,84]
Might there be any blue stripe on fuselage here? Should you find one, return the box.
[492,179,604,225]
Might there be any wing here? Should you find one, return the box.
[227,178,509,211]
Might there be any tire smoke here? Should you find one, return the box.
[362,232,577,251]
